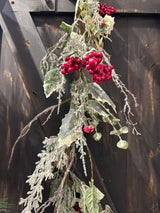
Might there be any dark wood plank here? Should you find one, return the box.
[56,0,75,12]
[127,17,160,213]
[5,0,55,12]
[5,0,160,14]
[102,0,160,14]
[0,0,53,118]
[0,32,45,213]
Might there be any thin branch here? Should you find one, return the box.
[102,49,141,135]
[8,98,71,169]
[8,104,57,169]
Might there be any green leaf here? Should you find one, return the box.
[85,183,104,213]
[116,140,128,150]
[50,176,62,197]
[110,129,120,136]
[110,126,128,136]
[93,132,102,141]
[89,83,116,112]
[0,198,12,212]
[88,100,110,119]
[60,21,73,35]
[58,109,77,148]
[43,68,62,98]
[119,126,128,134]
[79,1,88,10]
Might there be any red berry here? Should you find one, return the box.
[61,69,66,74]
[86,64,91,70]
[101,20,105,26]
[81,60,86,67]
[68,67,74,73]
[89,70,94,75]
[84,126,89,133]
[65,56,70,61]
[88,126,94,133]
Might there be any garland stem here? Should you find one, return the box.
[86,145,94,185]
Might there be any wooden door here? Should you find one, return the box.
[0,0,160,212]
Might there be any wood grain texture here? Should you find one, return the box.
[101,0,160,14]
[6,0,55,12]
[5,0,160,14]
[127,17,160,213]
[0,32,45,213]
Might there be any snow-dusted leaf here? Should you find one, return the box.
[89,83,116,112]
[116,140,128,150]
[58,109,77,148]
[60,21,73,35]
[43,68,62,98]
[50,176,62,197]
[110,126,128,136]
[88,100,110,119]
[119,126,128,134]
[85,184,104,213]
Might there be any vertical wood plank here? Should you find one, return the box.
[127,17,160,213]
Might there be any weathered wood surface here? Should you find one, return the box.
[6,0,160,13]
[127,17,160,213]
[6,0,56,12]
[104,0,160,14]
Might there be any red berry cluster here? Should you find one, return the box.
[98,2,116,16]
[61,56,85,74]
[83,124,94,133]
[84,50,113,84]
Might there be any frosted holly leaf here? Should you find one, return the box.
[60,21,73,35]
[85,182,104,213]
[87,100,110,119]
[88,83,116,112]
[43,68,64,98]
[58,109,77,148]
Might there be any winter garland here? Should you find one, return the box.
[9,0,140,213]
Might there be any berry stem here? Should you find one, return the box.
[86,145,94,184]
[91,31,100,51]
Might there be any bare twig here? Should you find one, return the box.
[102,50,141,135]
[8,104,58,169]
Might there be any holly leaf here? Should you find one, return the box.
[88,100,110,119]
[85,183,104,213]
[43,68,63,98]
[60,21,73,35]
[89,83,116,112]
[58,109,77,148]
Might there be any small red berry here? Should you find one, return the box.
[101,20,105,26]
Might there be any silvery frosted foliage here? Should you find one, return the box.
[61,32,88,59]
[17,0,140,212]
[19,137,68,212]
